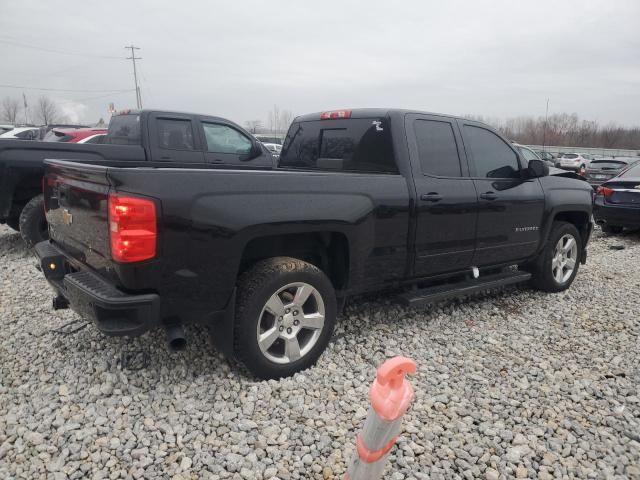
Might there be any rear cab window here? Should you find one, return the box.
[279,116,397,174]
[107,113,141,145]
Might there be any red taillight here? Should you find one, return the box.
[320,110,352,120]
[596,186,614,198]
[108,194,157,263]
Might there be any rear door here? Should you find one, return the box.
[148,114,205,164]
[459,121,545,266]
[405,114,478,276]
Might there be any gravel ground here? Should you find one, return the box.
[1,223,639,480]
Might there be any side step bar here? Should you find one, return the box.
[397,271,532,307]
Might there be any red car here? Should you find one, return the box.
[43,127,108,143]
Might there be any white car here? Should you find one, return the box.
[263,142,282,156]
[77,133,107,144]
[0,124,14,136]
[0,126,41,140]
[556,153,593,173]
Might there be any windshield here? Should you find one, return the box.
[106,114,141,145]
[562,154,578,159]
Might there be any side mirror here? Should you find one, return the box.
[527,159,549,178]
[240,142,263,161]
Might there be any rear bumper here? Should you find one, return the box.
[34,241,160,336]
[593,203,640,228]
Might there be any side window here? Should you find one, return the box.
[157,119,195,151]
[464,125,520,178]
[414,120,462,177]
[202,123,252,154]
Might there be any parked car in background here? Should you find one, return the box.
[0,125,14,136]
[556,153,594,173]
[255,134,283,145]
[0,126,41,140]
[514,144,554,168]
[77,133,107,144]
[262,142,282,157]
[536,151,556,163]
[585,157,639,188]
[594,161,640,233]
[43,127,108,143]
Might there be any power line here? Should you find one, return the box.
[0,38,121,59]
[0,84,133,93]
[73,90,137,102]
[125,45,142,109]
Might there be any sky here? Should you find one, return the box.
[1,0,639,127]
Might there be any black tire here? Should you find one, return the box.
[234,257,337,379]
[19,195,48,248]
[601,224,623,234]
[530,221,582,293]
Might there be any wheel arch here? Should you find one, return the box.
[237,231,350,292]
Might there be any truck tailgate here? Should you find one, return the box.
[44,160,111,271]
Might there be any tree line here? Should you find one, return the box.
[1,95,70,125]
[467,113,640,150]
[245,105,293,135]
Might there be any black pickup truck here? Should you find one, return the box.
[35,108,593,379]
[0,110,273,247]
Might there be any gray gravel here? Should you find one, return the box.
[1,223,639,479]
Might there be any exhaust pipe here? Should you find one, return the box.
[165,324,187,351]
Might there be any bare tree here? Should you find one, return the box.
[467,112,640,150]
[268,105,280,134]
[244,120,263,134]
[279,110,293,132]
[34,96,61,125]
[1,97,20,124]
[267,106,294,134]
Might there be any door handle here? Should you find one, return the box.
[480,191,498,200]
[420,193,442,202]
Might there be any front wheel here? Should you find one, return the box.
[530,221,582,292]
[234,257,337,379]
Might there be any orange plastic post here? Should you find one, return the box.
[344,356,417,480]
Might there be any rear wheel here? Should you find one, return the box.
[530,221,581,292]
[19,195,48,248]
[601,224,623,234]
[234,257,337,379]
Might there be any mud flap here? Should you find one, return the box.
[210,288,236,358]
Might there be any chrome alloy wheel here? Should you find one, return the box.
[256,282,325,364]
[552,234,578,284]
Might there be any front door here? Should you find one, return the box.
[406,114,479,277]
[458,121,545,266]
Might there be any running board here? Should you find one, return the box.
[397,271,532,307]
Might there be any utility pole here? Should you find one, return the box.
[542,98,549,152]
[125,45,142,109]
